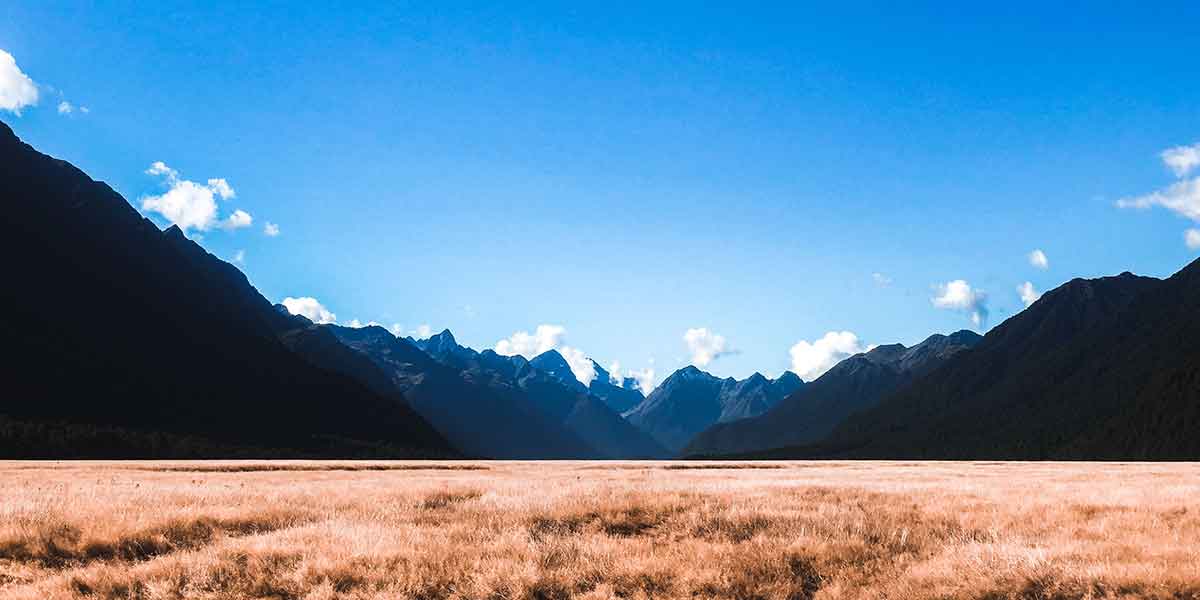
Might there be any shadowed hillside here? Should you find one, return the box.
[683,331,980,457]
[744,271,1200,459]
[0,120,454,458]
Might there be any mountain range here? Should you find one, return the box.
[624,367,804,452]
[777,271,1200,459]
[2,118,1198,461]
[682,331,981,457]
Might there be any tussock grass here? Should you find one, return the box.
[141,463,487,473]
[0,460,1197,599]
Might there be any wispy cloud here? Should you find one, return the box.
[606,361,656,395]
[1118,143,1200,248]
[1017,281,1040,308]
[1187,229,1200,250]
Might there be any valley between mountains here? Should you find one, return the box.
[2,119,1198,461]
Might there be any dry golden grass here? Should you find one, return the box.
[1,460,1197,599]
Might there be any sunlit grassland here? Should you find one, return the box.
[1,460,1197,599]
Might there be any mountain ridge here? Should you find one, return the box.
[0,120,454,458]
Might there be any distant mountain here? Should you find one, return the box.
[330,327,598,459]
[528,350,589,394]
[792,271,1190,459]
[0,120,454,458]
[683,331,981,457]
[586,362,646,414]
[623,367,802,453]
[412,335,668,459]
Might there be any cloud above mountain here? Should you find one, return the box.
[0,50,38,115]
[1017,281,1041,307]
[495,324,597,385]
[607,361,656,395]
[932,279,989,327]
[141,162,255,233]
[788,331,865,381]
[1118,143,1200,248]
[281,296,337,324]
[1028,249,1049,270]
[1186,229,1200,250]
[683,327,736,367]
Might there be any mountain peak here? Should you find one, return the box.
[532,348,566,365]
[775,370,802,385]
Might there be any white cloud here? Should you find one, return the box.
[871,272,893,287]
[1017,281,1040,308]
[1186,229,1200,250]
[384,323,433,338]
[627,367,655,395]
[607,361,623,384]
[281,296,336,324]
[607,361,656,395]
[557,346,597,386]
[223,209,252,230]
[495,324,567,357]
[57,101,72,115]
[788,331,865,381]
[80,105,90,114]
[932,279,989,327]
[1028,249,1049,270]
[0,50,38,115]
[683,327,735,367]
[142,162,253,233]
[207,178,235,200]
[1117,178,1200,222]
[232,249,245,264]
[263,222,281,237]
[146,161,177,178]
[494,324,600,386]
[1162,143,1200,177]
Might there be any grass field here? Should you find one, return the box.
[1,461,1197,599]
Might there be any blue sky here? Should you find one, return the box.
[3,2,1199,388]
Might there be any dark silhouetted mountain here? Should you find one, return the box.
[624,366,802,453]
[410,340,668,459]
[330,326,598,459]
[0,120,454,458]
[586,361,646,414]
[683,331,981,457]
[793,271,1186,459]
